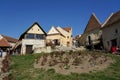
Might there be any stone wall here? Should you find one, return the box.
[21,39,46,54]
[0,52,10,80]
[34,46,52,53]
[102,22,120,51]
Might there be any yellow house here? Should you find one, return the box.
[46,26,72,47]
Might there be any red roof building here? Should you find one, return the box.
[0,38,10,47]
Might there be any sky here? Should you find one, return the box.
[0,0,120,39]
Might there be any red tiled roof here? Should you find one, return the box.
[2,35,18,43]
[0,38,11,47]
[62,27,72,32]
[84,13,101,33]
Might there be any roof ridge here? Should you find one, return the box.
[102,13,114,27]
[84,13,101,33]
[47,26,60,34]
[19,22,46,40]
[2,34,18,40]
[92,13,101,25]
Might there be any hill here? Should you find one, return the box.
[10,51,120,80]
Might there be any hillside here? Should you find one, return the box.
[10,51,120,80]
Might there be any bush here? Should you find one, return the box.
[47,68,55,73]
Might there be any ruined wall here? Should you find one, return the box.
[0,52,10,80]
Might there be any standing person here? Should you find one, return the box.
[0,48,3,57]
[117,46,120,55]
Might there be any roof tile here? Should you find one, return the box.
[2,35,18,43]
[62,27,71,32]
[84,13,101,33]
[0,38,11,47]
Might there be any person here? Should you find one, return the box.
[117,46,120,55]
[117,46,120,52]
[111,46,117,54]
[0,48,3,57]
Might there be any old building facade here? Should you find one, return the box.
[46,26,72,47]
[0,35,18,52]
[80,13,102,49]
[14,22,46,55]
[102,11,120,51]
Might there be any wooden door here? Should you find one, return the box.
[26,45,33,54]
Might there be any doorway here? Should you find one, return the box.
[67,42,70,47]
[26,45,33,54]
[88,36,92,45]
[111,39,117,46]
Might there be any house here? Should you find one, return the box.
[79,13,102,50]
[73,34,81,48]
[14,22,47,55]
[102,10,120,51]
[46,26,72,47]
[0,34,18,52]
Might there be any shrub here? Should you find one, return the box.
[41,56,47,66]
[72,57,82,66]
[64,64,70,70]
[47,68,55,73]
[49,59,58,66]
[63,57,69,65]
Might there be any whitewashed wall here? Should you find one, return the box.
[21,39,45,54]
[102,22,120,51]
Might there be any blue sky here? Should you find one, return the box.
[0,0,120,39]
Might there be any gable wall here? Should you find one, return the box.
[80,28,101,46]
[102,21,120,51]
[48,26,59,34]
[0,35,3,40]
[57,27,72,46]
[47,34,61,40]
[27,24,44,34]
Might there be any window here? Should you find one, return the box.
[26,34,34,39]
[36,34,45,39]
[67,36,69,38]
[25,34,45,39]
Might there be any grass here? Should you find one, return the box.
[10,51,120,80]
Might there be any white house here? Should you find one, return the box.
[79,13,102,49]
[102,10,120,51]
[14,22,47,55]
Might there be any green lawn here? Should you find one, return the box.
[10,51,120,80]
